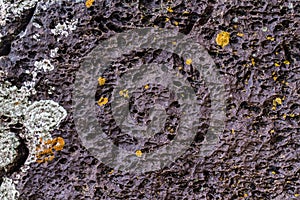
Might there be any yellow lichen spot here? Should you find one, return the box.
[231,129,235,134]
[119,89,129,98]
[273,76,278,81]
[85,0,94,8]
[108,170,114,174]
[167,7,174,13]
[172,41,177,45]
[178,66,183,70]
[283,60,290,65]
[244,193,248,198]
[144,84,149,90]
[274,62,280,67]
[275,52,279,55]
[216,31,230,48]
[135,150,143,157]
[98,77,106,86]
[270,129,275,134]
[97,97,108,106]
[283,113,287,120]
[266,36,275,41]
[272,97,282,110]
[295,194,300,197]
[237,32,244,37]
[186,58,192,65]
[174,21,179,26]
[183,11,189,14]
[251,58,255,66]
[165,17,170,22]
[271,171,276,174]
[289,113,295,118]
[274,97,282,105]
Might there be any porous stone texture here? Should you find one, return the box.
[0,0,299,200]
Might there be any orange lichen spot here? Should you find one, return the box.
[185,58,192,65]
[36,137,65,163]
[144,84,149,90]
[167,7,174,13]
[85,0,94,8]
[119,89,129,98]
[216,31,230,48]
[237,32,244,37]
[97,97,108,106]
[283,60,290,65]
[266,36,275,41]
[53,137,65,151]
[135,150,143,157]
[174,21,179,26]
[98,77,106,86]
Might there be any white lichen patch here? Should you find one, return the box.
[50,19,78,37]
[50,47,59,58]
[0,0,39,26]
[0,177,19,200]
[23,100,67,165]
[24,100,67,133]
[0,131,19,169]
[34,59,54,72]
[0,0,7,26]
[0,81,33,122]
[0,80,67,196]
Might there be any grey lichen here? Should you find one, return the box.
[0,131,19,169]
[24,100,67,134]
[34,59,54,72]
[0,177,19,200]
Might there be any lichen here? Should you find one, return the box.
[185,58,192,65]
[36,137,65,163]
[98,77,106,86]
[50,18,78,38]
[216,31,230,48]
[34,59,54,72]
[85,0,94,8]
[135,150,143,157]
[0,177,19,200]
[97,97,109,106]
[24,100,67,133]
[0,131,19,169]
